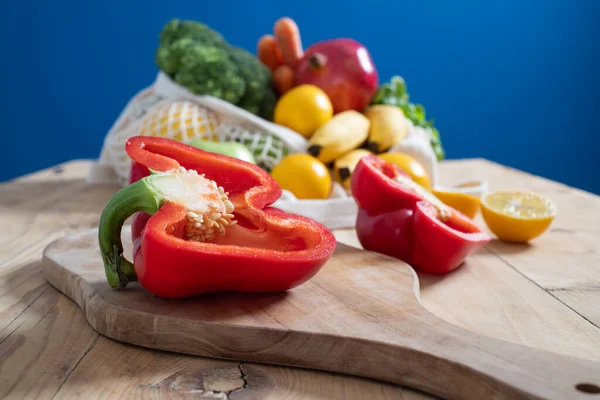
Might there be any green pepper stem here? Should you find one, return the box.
[98,179,163,288]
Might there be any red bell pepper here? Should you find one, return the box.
[98,136,336,298]
[351,155,491,274]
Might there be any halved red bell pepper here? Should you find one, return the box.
[351,155,491,274]
[98,136,336,298]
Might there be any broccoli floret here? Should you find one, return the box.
[178,20,228,48]
[155,37,196,76]
[258,84,277,121]
[155,18,279,120]
[158,19,181,46]
[172,44,246,104]
[228,46,272,114]
[159,18,227,48]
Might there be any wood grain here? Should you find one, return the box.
[2,159,600,399]
[41,227,600,400]
[551,289,600,327]
[334,230,600,361]
[0,161,420,399]
[0,284,99,399]
[52,336,421,400]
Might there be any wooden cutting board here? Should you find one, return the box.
[41,227,600,400]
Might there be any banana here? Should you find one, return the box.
[333,149,373,191]
[307,111,370,164]
[364,105,408,153]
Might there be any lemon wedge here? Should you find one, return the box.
[481,190,557,242]
[432,190,481,219]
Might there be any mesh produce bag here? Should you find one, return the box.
[216,122,290,172]
[137,100,220,142]
[88,72,484,230]
[87,72,361,229]
[88,72,307,186]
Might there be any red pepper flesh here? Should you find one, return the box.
[351,155,491,274]
[99,136,336,298]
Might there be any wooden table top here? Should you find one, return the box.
[1,158,599,399]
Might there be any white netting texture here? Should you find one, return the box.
[138,101,219,142]
[94,72,309,186]
[216,123,290,172]
[102,99,300,185]
[89,72,453,230]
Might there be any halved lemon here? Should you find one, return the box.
[432,190,481,219]
[480,190,557,243]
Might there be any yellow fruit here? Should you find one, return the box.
[273,84,334,138]
[270,154,332,200]
[364,105,408,153]
[432,190,481,219]
[377,152,431,190]
[307,111,370,164]
[333,149,373,190]
[138,101,218,142]
[480,190,557,243]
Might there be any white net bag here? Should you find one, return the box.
[88,72,361,229]
[88,72,485,230]
[138,100,220,142]
[100,100,221,185]
[88,72,307,186]
[216,122,290,172]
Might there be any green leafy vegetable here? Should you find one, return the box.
[171,45,247,105]
[370,76,445,160]
[227,46,276,119]
[155,18,277,121]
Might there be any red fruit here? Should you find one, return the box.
[295,38,378,114]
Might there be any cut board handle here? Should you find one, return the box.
[40,230,600,400]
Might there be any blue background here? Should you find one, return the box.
[1,0,599,193]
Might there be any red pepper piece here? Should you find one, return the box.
[351,155,491,274]
[98,136,336,298]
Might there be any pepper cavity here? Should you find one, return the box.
[184,190,237,242]
[149,166,237,242]
[392,172,451,222]
[99,135,338,295]
[351,153,491,276]
[371,157,452,221]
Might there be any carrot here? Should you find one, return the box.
[257,35,280,71]
[273,65,295,95]
[274,43,285,67]
[273,17,303,68]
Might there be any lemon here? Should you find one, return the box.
[270,154,332,200]
[480,190,557,243]
[432,190,481,219]
[139,101,219,142]
[377,152,431,190]
[274,85,334,139]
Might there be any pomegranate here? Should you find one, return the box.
[295,38,379,114]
